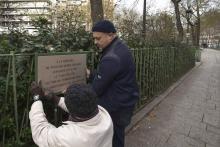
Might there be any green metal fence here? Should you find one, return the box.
[0,46,195,146]
[132,46,195,110]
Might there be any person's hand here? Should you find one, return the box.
[47,92,61,105]
[86,68,90,79]
[30,81,60,104]
[30,81,45,99]
[30,81,45,102]
[43,89,54,100]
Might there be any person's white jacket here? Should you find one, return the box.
[29,97,113,147]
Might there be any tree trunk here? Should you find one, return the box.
[142,0,146,39]
[90,0,104,25]
[171,0,184,41]
[195,0,200,47]
[190,24,197,46]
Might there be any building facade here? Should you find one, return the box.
[0,0,52,33]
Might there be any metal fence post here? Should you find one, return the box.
[2,55,12,147]
[10,51,19,142]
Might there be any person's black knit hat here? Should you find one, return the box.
[92,20,116,33]
[64,84,98,118]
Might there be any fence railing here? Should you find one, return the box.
[0,46,196,146]
[132,46,195,110]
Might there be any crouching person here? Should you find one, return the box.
[29,83,113,147]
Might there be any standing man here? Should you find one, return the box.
[88,20,139,147]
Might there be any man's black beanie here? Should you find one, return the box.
[92,20,116,33]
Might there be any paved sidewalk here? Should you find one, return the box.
[125,49,220,147]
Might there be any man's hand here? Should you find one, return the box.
[45,90,61,105]
[86,68,90,79]
[30,81,45,99]
[30,81,60,104]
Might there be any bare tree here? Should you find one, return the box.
[103,0,115,20]
[114,8,142,42]
[146,13,176,42]
[143,0,147,39]
[200,9,220,47]
[90,0,104,25]
[171,0,184,41]
[179,0,219,46]
[195,0,201,46]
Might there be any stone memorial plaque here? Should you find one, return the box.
[36,54,86,93]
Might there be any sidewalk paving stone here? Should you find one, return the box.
[125,49,220,147]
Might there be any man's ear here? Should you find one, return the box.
[108,33,114,37]
[108,33,116,40]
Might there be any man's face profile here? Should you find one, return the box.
[93,32,114,50]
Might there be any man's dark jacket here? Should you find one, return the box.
[90,37,139,126]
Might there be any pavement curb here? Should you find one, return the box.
[125,62,202,134]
